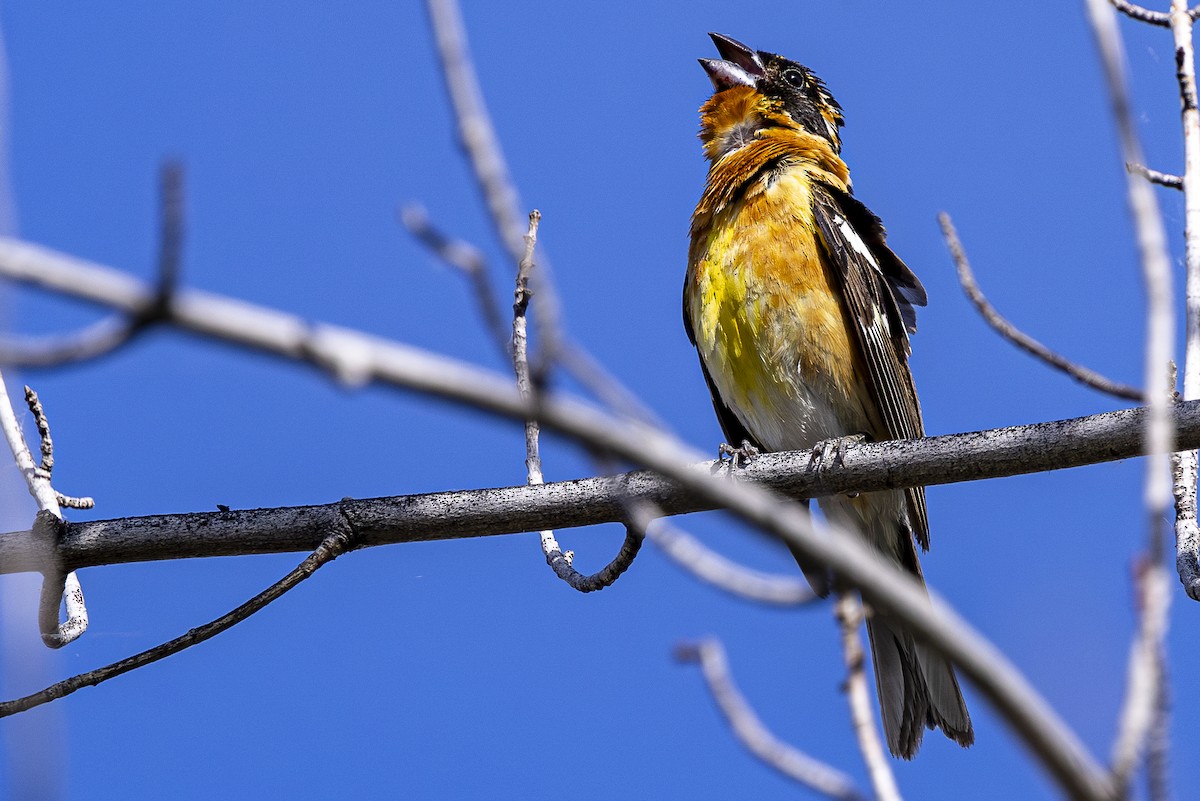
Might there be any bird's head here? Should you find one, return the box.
[698,33,844,158]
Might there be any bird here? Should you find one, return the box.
[684,32,973,758]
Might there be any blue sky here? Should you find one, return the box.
[0,2,1192,799]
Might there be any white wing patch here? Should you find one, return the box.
[835,214,881,273]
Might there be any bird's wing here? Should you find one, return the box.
[811,184,930,549]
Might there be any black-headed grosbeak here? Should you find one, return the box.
[684,33,972,758]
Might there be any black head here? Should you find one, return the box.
[699,33,845,151]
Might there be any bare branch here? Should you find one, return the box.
[1146,667,1173,801]
[24,385,52,473]
[1128,161,1184,189]
[834,594,901,801]
[634,505,815,606]
[939,212,1144,402]
[675,638,868,801]
[421,0,665,428]
[1112,559,1173,788]
[423,0,526,266]
[24,387,91,509]
[1172,0,1200,603]
[0,238,1126,799]
[0,401,1195,574]
[155,159,184,306]
[1110,0,1171,26]
[399,203,511,359]
[512,211,643,591]
[1089,0,1177,496]
[1087,1,1178,793]
[0,317,145,368]
[0,161,184,368]
[0,520,355,718]
[1171,451,1200,596]
[553,342,669,429]
[0,377,86,647]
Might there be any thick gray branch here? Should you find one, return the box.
[0,401,1191,576]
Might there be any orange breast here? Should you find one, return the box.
[686,139,877,449]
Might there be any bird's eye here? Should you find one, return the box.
[781,68,806,88]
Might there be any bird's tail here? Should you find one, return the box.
[866,609,973,758]
[821,491,973,758]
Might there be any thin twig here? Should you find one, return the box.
[512,211,642,591]
[421,0,665,426]
[422,0,570,373]
[24,387,91,510]
[1128,161,1184,189]
[399,203,511,359]
[1145,662,1173,801]
[834,593,902,801]
[424,0,526,266]
[629,502,815,606]
[1087,0,1177,791]
[0,376,86,647]
[939,212,1144,402]
[155,160,184,307]
[0,161,184,368]
[24,385,51,473]
[1112,558,1173,788]
[0,520,356,718]
[676,638,868,801]
[1110,0,1171,26]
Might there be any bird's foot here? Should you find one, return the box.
[718,439,760,470]
[807,434,867,485]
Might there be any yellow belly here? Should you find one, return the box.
[687,170,873,450]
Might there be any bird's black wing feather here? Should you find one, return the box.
[811,185,930,549]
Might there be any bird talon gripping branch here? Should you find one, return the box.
[718,439,760,468]
[683,32,972,759]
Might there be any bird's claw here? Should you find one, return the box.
[807,434,867,483]
[718,439,760,469]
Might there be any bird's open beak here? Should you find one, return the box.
[700,32,765,91]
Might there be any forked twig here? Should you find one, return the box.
[399,203,511,360]
[0,160,185,368]
[676,638,868,801]
[0,377,87,647]
[939,212,1144,402]
[512,211,641,591]
[421,0,662,426]
[0,521,356,717]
